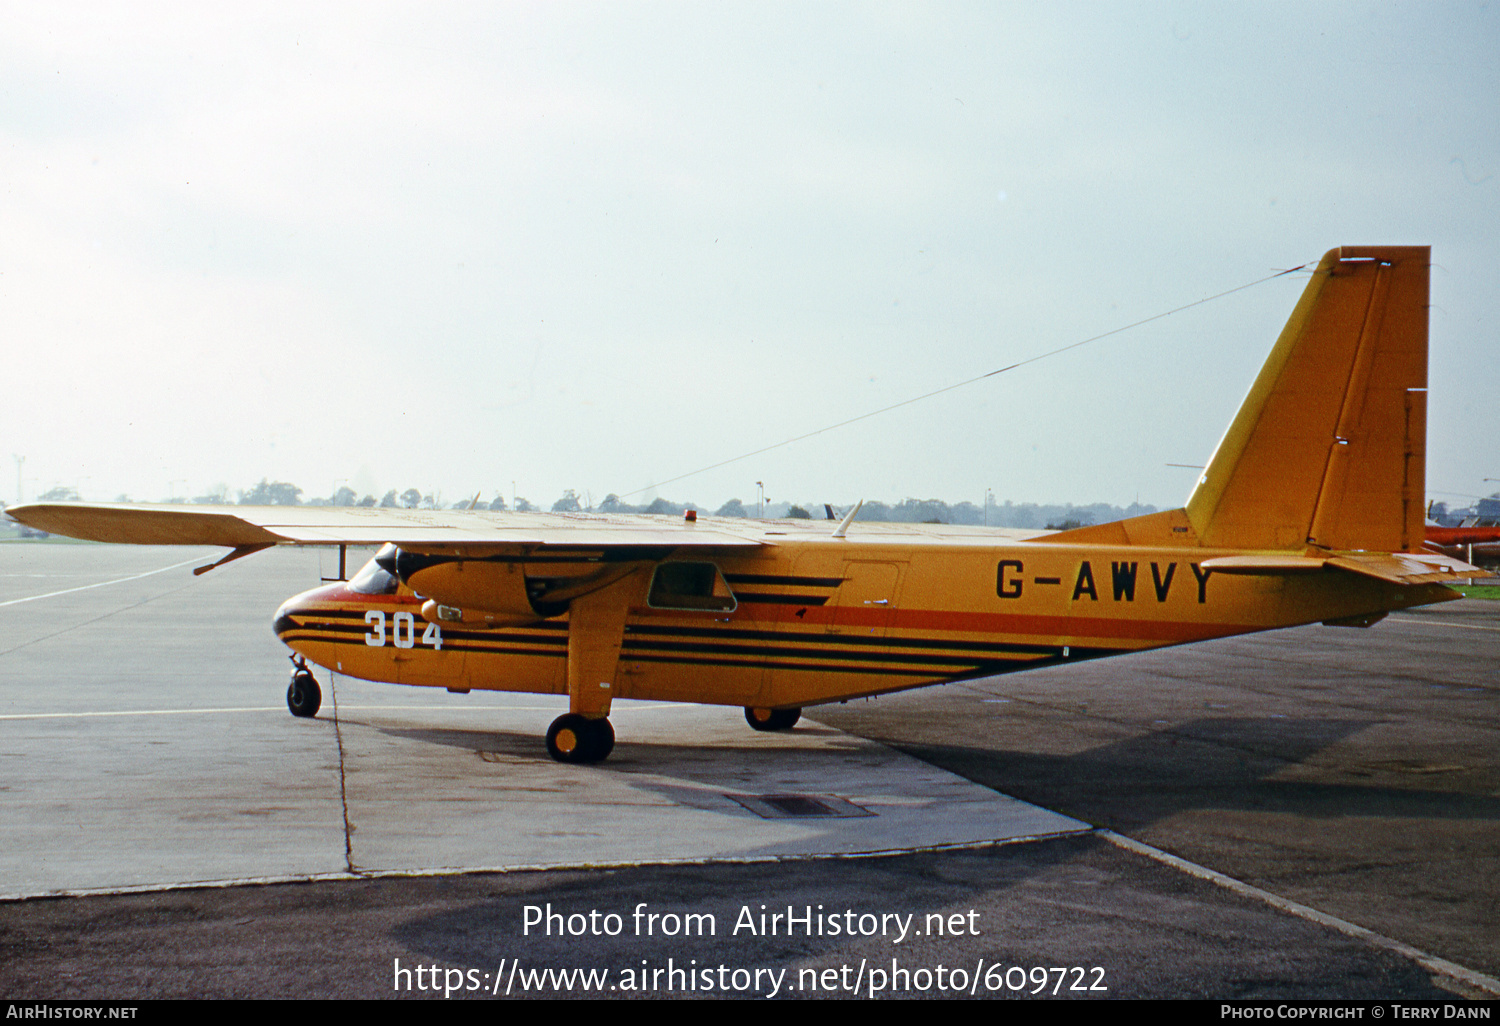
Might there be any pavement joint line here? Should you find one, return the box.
[0,707,286,720]
[0,827,1096,904]
[330,669,356,875]
[0,555,208,607]
[1386,616,1500,633]
[1097,828,1500,998]
[0,703,733,721]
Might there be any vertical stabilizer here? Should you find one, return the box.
[1185,246,1429,552]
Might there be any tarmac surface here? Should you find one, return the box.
[0,542,1495,999]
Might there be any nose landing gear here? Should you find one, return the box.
[287,656,322,718]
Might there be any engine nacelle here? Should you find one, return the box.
[395,552,545,628]
[394,548,652,629]
[419,598,540,629]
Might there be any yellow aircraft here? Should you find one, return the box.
[10,246,1477,764]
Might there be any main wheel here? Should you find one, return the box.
[744,706,801,731]
[287,672,322,718]
[546,714,615,764]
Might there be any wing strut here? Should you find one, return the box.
[321,544,348,583]
[543,569,644,763]
[193,544,274,576]
[565,572,639,719]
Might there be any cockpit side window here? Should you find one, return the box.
[647,562,736,611]
[348,554,400,595]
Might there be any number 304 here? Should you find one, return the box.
[364,610,442,650]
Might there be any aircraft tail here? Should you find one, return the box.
[1184,246,1430,552]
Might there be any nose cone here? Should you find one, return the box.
[273,582,347,646]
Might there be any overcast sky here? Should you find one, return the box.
[3,2,1496,512]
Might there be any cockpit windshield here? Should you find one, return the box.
[348,544,401,595]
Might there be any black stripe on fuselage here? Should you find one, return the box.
[728,593,829,606]
[275,628,568,659]
[278,623,1125,678]
[723,574,844,588]
[277,611,1123,666]
[623,622,1068,656]
[279,609,1093,658]
[618,629,1122,671]
[619,649,1122,680]
[623,652,995,678]
[621,637,1035,669]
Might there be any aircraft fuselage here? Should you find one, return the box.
[273,530,1453,710]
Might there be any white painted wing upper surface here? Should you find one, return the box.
[5,503,769,550]
[7,503,1059,553]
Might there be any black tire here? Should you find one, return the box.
[287,673,322,718]
[546,713,614,764]
[589,717,615,762]
[744,706,801,731]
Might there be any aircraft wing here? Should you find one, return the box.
[5,502,768,554]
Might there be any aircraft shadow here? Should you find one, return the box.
[885,716,1500,830]
[336,713,1498,835]
[356,719,857,768]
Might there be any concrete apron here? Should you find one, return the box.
[0,683,1086,898]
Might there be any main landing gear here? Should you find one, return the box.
[744,706,801,731]
[286,656,322,718]
[546,713,615,764]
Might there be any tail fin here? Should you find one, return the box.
[1185,246,1429,552]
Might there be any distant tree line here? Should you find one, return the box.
[26,480,1158,528]
[192,481,535,511]
[589,493,1156,527]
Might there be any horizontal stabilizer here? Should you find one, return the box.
[1202,550,1479,584]
[1325,552,1481,585]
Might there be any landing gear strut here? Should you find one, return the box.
[546,713,615,764]
[286,656,322,718]
[744,706,801,731]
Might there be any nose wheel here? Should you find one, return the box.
[745,706,801,731]
[286,656,322,718]
[546,714,614,763]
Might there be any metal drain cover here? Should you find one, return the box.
[727,793,873,820]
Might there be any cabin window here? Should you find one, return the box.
[647,562,737,612]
